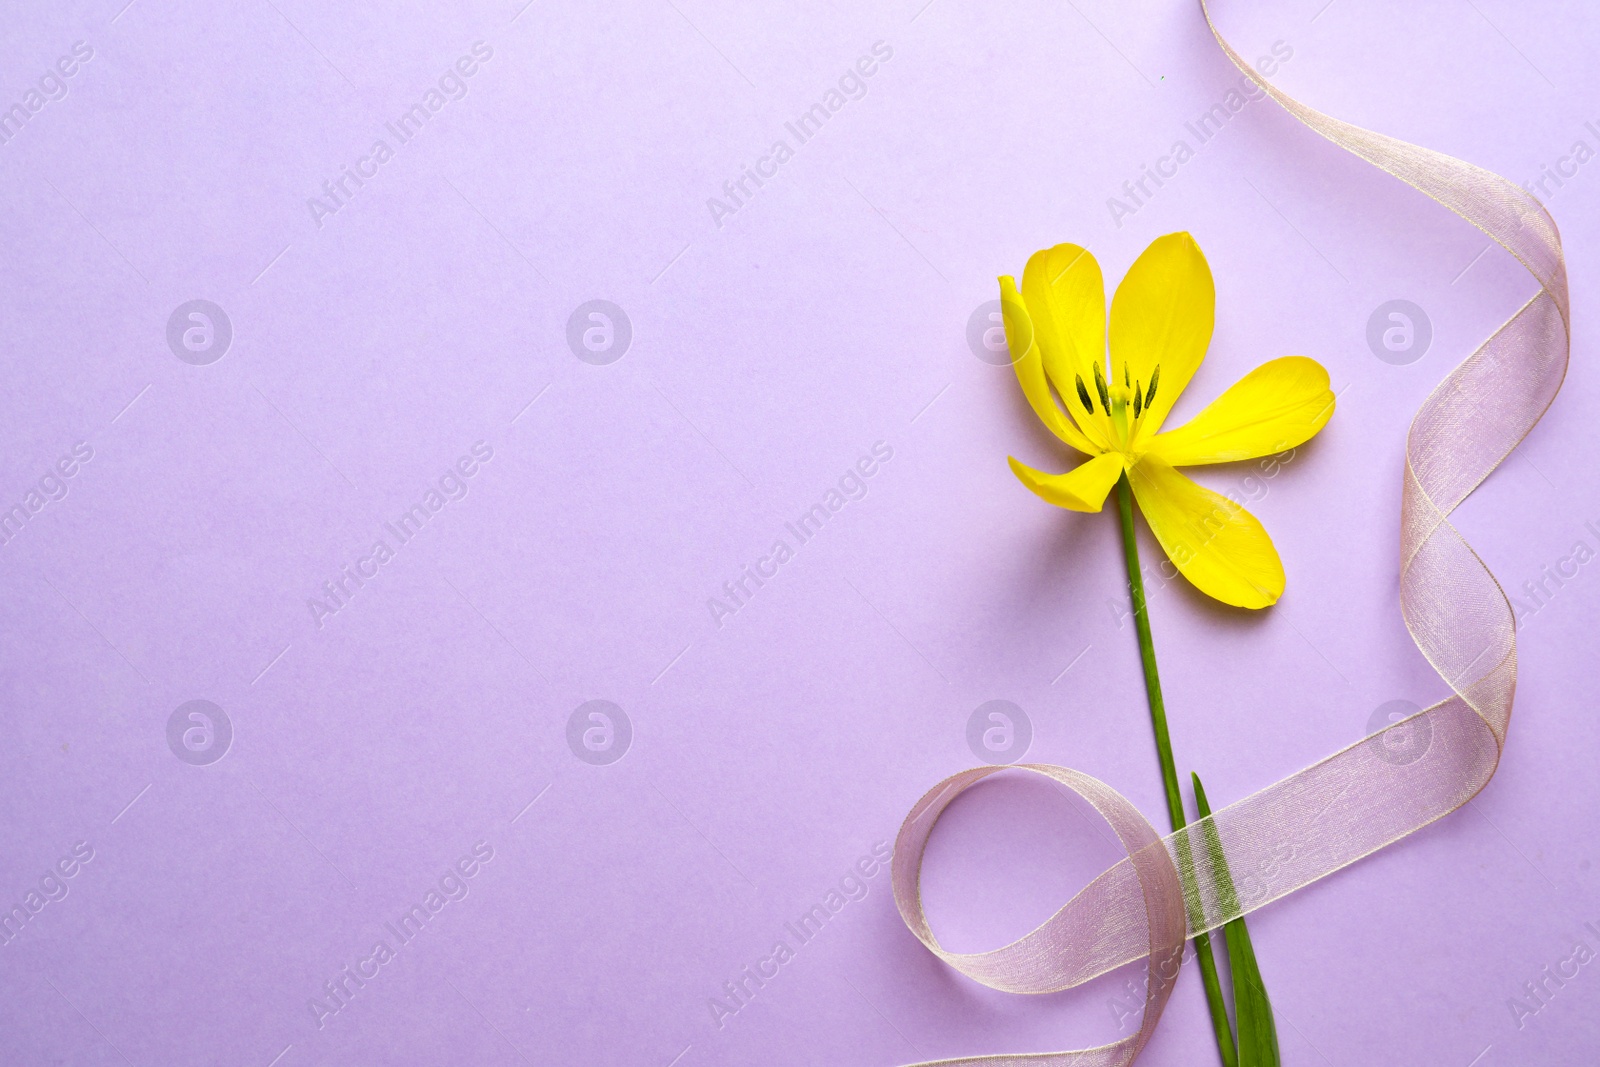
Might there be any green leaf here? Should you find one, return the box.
[1192,929,1238,1067]
[1193,773,1280,1067]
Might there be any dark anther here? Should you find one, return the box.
[1074,374,1095,413]
[1093,363,1111,410]
[1146,366,1161,408]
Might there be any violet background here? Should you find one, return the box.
[1,0,1597,1064]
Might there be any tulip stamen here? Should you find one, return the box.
[1093,363,1111,412]
[1074,374,1095,414]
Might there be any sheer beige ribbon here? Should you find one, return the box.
[890,5,1569,1064]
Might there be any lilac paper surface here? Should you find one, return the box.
[1,1,1597,1064]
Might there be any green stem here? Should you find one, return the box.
[1113,476,1182,831]
[1114,474,1237,1067]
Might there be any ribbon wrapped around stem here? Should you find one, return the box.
[890,4,1570,1064]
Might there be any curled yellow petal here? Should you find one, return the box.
[999,276,1096,455]
[1127,455,1284,608]
[1109,232,1214,437]
[1021,244,1110,445]
[1141,356,1335,465]
[1009,451,1125,513]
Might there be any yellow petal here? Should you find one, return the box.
[1009,452,1125,513]
[999,276,1097,455]
[1142,357,1335,465]
[1109,232,1214,437]
[1127,455,1284,608]
[1021,244,1110,445]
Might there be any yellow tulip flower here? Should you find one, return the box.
[1000,232,1335,608]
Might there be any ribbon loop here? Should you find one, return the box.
[892,765,1186,1065]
